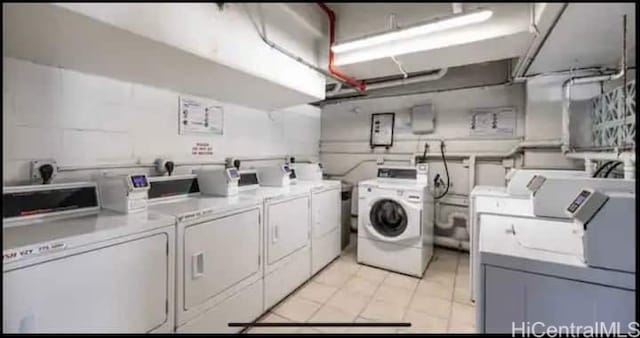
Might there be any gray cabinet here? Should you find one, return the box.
[481,265,635,334]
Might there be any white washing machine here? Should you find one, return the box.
[291,162,342,275]
[3,182,176,333]
[357,165,434,277]
[238,167,312,310]
[146,173,264,333]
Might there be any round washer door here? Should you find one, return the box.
[367,198,420,241]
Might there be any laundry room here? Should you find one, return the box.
[2,2,637,335]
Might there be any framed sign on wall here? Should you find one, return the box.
[179,96,224,135]
[370,112,395,149]
[469,107,516,137]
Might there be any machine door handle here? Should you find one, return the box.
[273,225,279,243]
[192,251,205,279]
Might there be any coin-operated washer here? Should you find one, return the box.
[238,165,312,311]
[3,179,176,333]
[146,169,264,333]
[290,162,342,275]
[357,164,434,277]
[476,189,635,334]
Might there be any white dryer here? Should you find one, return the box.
[469,169,588,301]
[469,169,629,302]
[238,167,312,310]
[291,162,342,275]
[146,173,263,333]
[476,193,635,333]
[3,182,175,333]
[357,165,434,277]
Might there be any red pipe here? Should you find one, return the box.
[317,3,366,91]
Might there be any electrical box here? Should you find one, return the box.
[411,104,435,134]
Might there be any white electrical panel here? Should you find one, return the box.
[370,113,395,148]
[411,104,435,134]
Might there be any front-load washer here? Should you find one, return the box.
[357,165,434,277]
[291,162,342,275]
[238,168,311,310]
[3,182,176,333]
[146,174,264,333]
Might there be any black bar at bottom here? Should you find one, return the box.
[229,322,411,327]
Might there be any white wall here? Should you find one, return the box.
[2,57,321,185]
[319,84,527,245]
[321,84,526,184]
[56,3,326,100]
[3,3,327,110]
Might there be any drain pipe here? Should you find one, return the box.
[327,68,448,97]
[561,15,626,154]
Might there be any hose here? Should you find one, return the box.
[418,142,429,163]
[604,161,623,178]
[433,141,450,200]
[592,161,614,177]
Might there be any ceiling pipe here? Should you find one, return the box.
[255,26,359,91]
[327,67,448,97]
[561,14,627,154]
[317,3,367,92]
[512,3,568,80]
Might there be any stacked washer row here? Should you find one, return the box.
[2,163,341,333]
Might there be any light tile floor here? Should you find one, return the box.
[246,234,475,334]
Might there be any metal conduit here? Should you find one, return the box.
[57,155,300,173]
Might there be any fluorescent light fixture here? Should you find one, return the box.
[333,27,509,66]
[332,10,493,53]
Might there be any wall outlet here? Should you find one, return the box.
[30,159,58,184]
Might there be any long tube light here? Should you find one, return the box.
[332,9,493,53]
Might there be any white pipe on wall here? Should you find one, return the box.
[565,151,635,179]
[561,71,625,153]
[435,235,469,251]
[561,15,627,154]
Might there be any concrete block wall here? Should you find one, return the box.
[2,57,321,185]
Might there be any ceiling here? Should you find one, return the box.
[326,3,533,80]
[526,3,636,75]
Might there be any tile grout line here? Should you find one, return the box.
[398,264,424,334]
[353,269,391,329]
[303,259,361,333]
[446,250,462,332]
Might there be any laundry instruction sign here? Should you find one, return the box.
[179,96,224,135]
[469,107,516,137]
